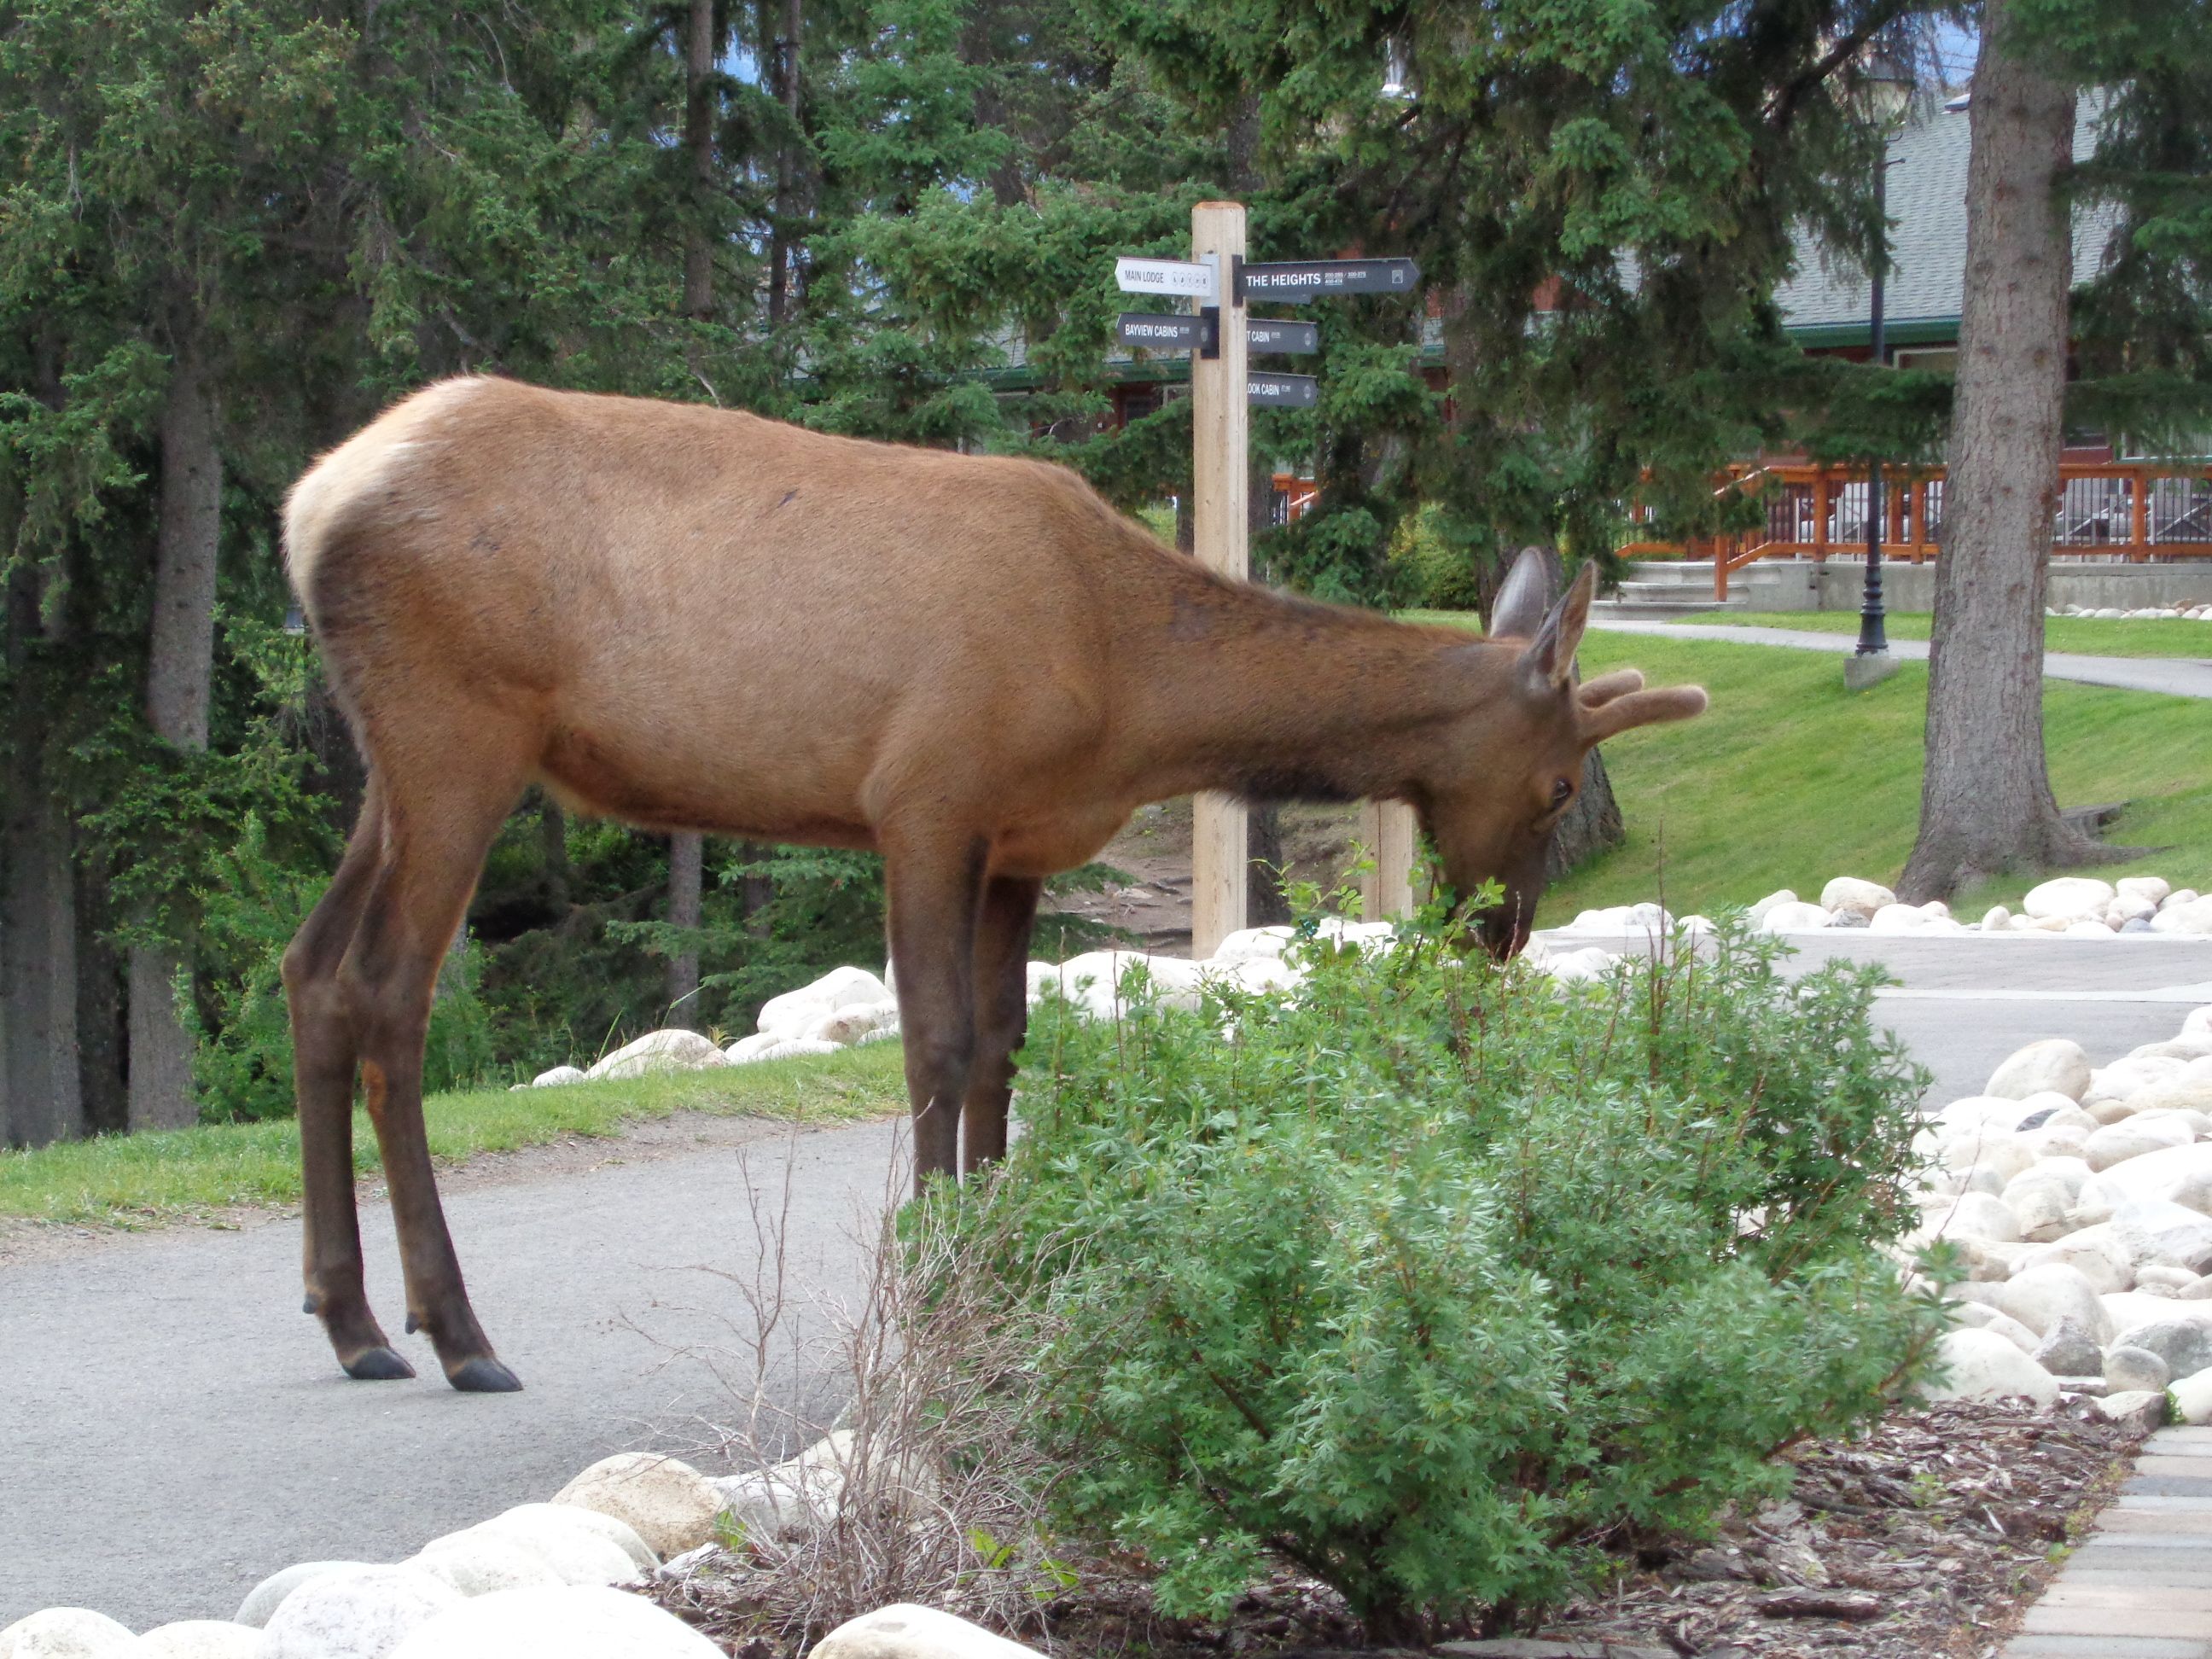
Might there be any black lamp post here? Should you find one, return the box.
[1856,145,1890,660]
[1845,61,1912,690]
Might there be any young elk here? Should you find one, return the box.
[281,376,1707,1390]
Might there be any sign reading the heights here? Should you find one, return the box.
[1238,258,1420,300]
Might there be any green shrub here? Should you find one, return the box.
[950,918,1940,1640]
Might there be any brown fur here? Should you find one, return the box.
[278,375,1707,1389]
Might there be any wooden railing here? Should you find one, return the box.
[1620,462,2212,599]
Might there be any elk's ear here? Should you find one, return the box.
[1520,562,1596,693]
[1487,545,1552,640]
[1580,683,1710,742]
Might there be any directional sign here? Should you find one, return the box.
[1115,255,1217,300]
[1238,257,1420,300]
[1246,318,1319,355]
[1115,311,1216,352]
[1247,373,1318,409]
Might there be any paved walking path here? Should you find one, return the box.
[1590,616,2212,699]
[2001,1425,2212,1657]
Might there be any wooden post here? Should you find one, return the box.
[1359,800,1419,921]
[1190,201,1249,958]
[2131,466,2151,557]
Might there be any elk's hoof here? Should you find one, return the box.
[448,1357,524,1394]
[342,1345,416,1382]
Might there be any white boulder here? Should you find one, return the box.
[427,1511,643,1588]
[1986,1039,2093,1103]
[1820,877,1895,919]
[811,1604,1045,1659]
[131,1625,261,1659]
[2013,1225,2133,1294]
[1746,889,1796,925]
[1981,905,2011,933]
[585,1030,727,1082]
[2152,899,2212,936]
[2111,1314,2212,1382]
[1914,1191,2021,1244]
[553,1454,724,1559]
[2104,1344,2173,1394]
[1923,1328,2060,1409]
[2116,1198,2212,1274]
[403,1535,564,1601]
[236,1566,378,1630]
[0,1610,136,1659]
[2087,1115,2197,1172]
[1868,903,1939,934]
[1210,926,1296,964]
[1758,901,1832,934]
[259,1566,464,1659]
[1996,1263,2115,1342]
[2022,877,2117,921]
[531,1066,586,1089]
[2119,876,2173,907]
[387,1586,721,1659]
[801,1001,899,1047]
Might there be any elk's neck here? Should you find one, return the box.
[1112,564,1511,804]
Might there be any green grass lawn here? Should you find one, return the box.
[1403,614,2212,924]
[1704,610,2212,660]
[0,1045,905,1229]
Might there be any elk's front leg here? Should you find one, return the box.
[883,832,991,1190]
[963,875,1042,1174]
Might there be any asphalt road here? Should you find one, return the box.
[3,930,2209,1632]
[0,1118,903,1631]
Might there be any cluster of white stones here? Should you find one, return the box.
[527,918,1634,1087]
[0,1448,1032,1659]
[2052,602,2212,620]
[1909,1010,2212,1430]
[1738,875,2212,939]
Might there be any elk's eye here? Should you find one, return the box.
[1551,777,1574,809]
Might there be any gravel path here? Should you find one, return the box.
[1589,617,2212,700]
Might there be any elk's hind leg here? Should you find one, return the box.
[285,779,412,1380]
[962,875,1041,1175]
[340,747,531,1392]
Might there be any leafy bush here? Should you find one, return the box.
[948,917,1939,1640]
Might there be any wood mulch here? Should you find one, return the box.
[649,1400,2144,1659]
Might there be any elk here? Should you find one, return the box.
[281,375,1708,1391]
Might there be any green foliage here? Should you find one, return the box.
[187,817,504,1122]
[948,918,1939,1637]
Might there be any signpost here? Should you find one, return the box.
[1114,215,1423,952]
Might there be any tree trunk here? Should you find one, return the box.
[681,0,716,322]
[75,853,129,1137]
[1900,3,2107,899]
[3,544,83,1147]
[665,832,704,1024]
[1,779,81,1150]
[129,335,221,1133]
[765,0,803,328]
[1511,545,1627,882]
